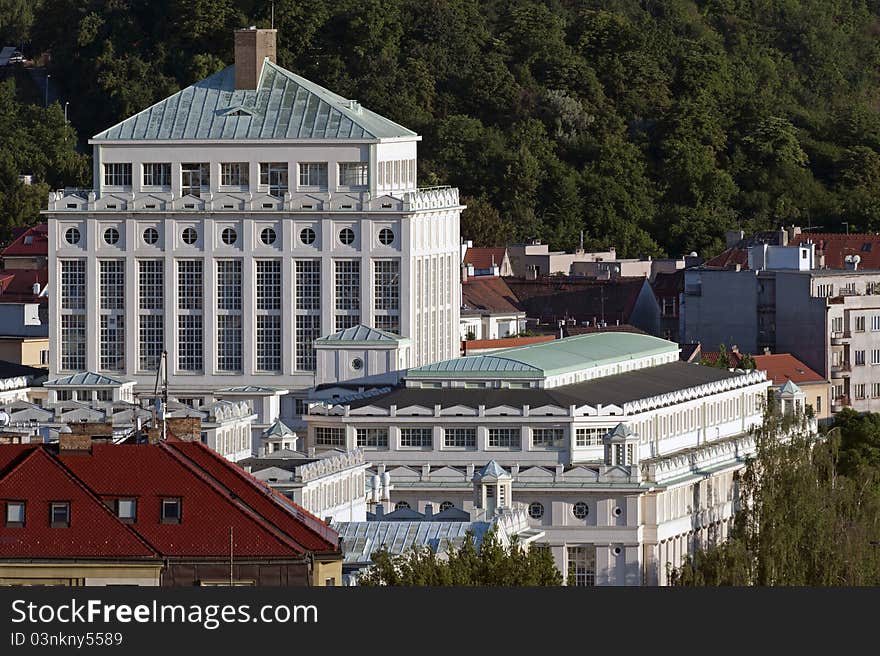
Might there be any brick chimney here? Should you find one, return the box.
[165,416,203,442]
[234,27,277,90]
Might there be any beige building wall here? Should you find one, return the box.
[0,563,162,586]
[312,558,343,586]
[0,338,48,367]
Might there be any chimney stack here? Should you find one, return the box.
[234,27,277,90]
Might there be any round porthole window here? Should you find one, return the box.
[351,357,363,371]
[103,227,120,245]
[261,227,277,245]
[182,227,198,245]
[613,546,623,556]
[339,227,355,245]
[221,227,237,245]
[65,227,81,245]
[300,227,316,245]
[143,227,159,245]
[528,502,544,519]
[378,227,394,245]
[573,501,589,519]
[613,507,623,517]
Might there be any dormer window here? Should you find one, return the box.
[161,498,182,524]
[5,501,24,527]
[116,498,137,523]
[50,502,70,528]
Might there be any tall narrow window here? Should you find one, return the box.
[295,260,321,371]
[99,260,125,371]
[177,260,203,371]
[373,259,400,334]
[256,260,282,372]
[335,260,360,331]
[259,163,288,196]
[138,260,164,371]
[216,260,242,372]
[567,546,596,586]
[60,259,86,372]
[181,163,210,197]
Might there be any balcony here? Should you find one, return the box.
[830,362,851,379]
[832,395,851,412]
[831,331,852,346]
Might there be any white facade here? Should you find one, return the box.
[45,34,462,421]
[303,335,774,585]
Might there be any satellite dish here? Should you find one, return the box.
[854,255,861,264]
[689,251,698,257]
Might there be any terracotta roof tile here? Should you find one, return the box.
[463,248,506,270]
[462,277,523,314]
[1,225,48,257]
[752,353,826,385]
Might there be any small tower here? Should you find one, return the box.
[472,460,512,517]
[603,423,641,482]
[776,380,805,416]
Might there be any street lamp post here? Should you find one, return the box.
[64,101,69,122]
[44,73,50,108]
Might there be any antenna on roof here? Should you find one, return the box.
[271,1,275,29]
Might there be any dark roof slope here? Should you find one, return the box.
[345,361,746,410]
[505,277,645,325]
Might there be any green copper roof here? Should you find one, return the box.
[315,324,407,344]
[92,60,417,142]
[408,333,678,379]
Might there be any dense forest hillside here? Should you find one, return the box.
[5,0,880,257]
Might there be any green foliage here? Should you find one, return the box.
[671,406,880,586]
[22,1,880,254]
[0,78,89,239]
[357,527,563,586]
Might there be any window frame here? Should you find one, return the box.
[5,500,24,527]
[50,501,70,528]
[160,497,182,524]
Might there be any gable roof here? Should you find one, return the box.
[1,224,47,257]
[0,440,340,560]
[45,372,132,387]
[0,268,47,302]
[315,324,404,344]
[92,60,416,142]
[752,353,825,385]
[462,277,523,314]
[0,448,159,559]
[778,380,802,395]
[463,247,507,270]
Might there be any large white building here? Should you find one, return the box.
[45,28,462,423]
[304,332,780,585]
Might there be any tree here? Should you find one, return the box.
[670,406,880,586]
[358,527,563,586]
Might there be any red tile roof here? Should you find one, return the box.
[1,224,48,257]
[704,248,749,268]
[504,277,645,325]
[562,324,646,337]
[462,276,523,314]
[0,268,46,302]
[462,335,556,354]
[752,354,826,385]
[790,233,880,269]
[463,247,507,270]
[0,441,339,560]
[0,448,158,559]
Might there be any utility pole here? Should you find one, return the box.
[44,73,50,108]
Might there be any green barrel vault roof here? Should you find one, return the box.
[407,332,679,379]
[91,60,417,142]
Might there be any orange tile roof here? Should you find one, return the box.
[462,335,555,354]
[463,247,507,270]
[752,354,826,385]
